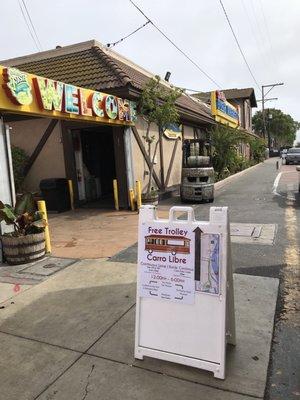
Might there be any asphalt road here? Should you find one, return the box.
[191,158,300,400]
[111,158,300,399]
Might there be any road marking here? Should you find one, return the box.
[283,205,300,324]
[272,172,282,195]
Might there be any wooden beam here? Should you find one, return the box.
[159,128,165,190]
[131,126,161,190]
[61,121,79,204]
[23,119,58,177]
[165,137,180,188]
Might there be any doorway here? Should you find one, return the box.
[69,125,128,209]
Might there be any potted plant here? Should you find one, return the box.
[0,193,47,265]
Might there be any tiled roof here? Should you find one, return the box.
[2,41,213,125]
[222,88,257,107]
[192,88,257,108]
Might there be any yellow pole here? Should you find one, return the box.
[37,200,51,253]
[129,188,135,211]
[68,179,75,211]
[113,179,119,211]
[136,180,142,209]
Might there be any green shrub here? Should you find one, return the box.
[249,138,266,163]
[210,125,248,178]
[11,145,29,192]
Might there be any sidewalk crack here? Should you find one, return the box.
[82,364,95,400]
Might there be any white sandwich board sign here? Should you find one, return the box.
[135,205,236,379]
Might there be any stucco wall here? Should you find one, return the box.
[162,134,182,187]
[9,118,65,192]
[131,117,185,192]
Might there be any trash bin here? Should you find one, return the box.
[40,178,71,212]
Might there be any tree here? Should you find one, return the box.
[210,125,249,178]
[252,108,300,147]
[139,76,182,196]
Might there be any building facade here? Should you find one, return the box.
[193,88,258,159]
[1,40,215,208]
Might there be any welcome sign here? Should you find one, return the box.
[0,66,137,126]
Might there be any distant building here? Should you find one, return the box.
[192,88,257,134]
[192,88,258,159]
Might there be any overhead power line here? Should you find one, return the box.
[107,20,150,48]
[219,0,262,93]
[258,0,279,69]
[129,0,221,88]
[18,0,42,51]
[240,0,271,74]
[21,0,43,50]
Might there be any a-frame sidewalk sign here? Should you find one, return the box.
[135,205,236,379]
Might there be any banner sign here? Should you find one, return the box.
[135,205,236,380]
[211,90,239,128]
[0,66,137,126]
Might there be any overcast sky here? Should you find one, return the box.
[1,0,300,138]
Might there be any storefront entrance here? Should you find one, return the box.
[62,122,128,209]
[0,65,136,211]
[82,127,116,201]
[72,126,116,208]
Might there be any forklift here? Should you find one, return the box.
[180,138,214,203]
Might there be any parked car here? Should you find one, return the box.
[285,148,300,165]
[269,148,280,157]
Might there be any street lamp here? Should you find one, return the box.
[262,83,284,149]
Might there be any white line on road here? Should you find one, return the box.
[272,171,293,196]
[272,172,282,195]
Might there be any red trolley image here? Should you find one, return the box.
[145,235,191,255]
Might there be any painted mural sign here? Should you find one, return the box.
[211,90,239,128]
[0,66,137,125]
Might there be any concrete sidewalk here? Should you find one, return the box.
[0,259,279,400]
[45,163,267,261]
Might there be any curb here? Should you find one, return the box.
[215,161,264,191]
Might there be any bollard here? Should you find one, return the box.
[68,179,75,211]
[135,180,142,210]
[37,200,51,253]
[129,189,135,211]
[276,161,279,170]
[113,179,119,211]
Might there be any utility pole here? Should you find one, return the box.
[261,83,284,149]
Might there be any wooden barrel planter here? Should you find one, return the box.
[1,232,46,265]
